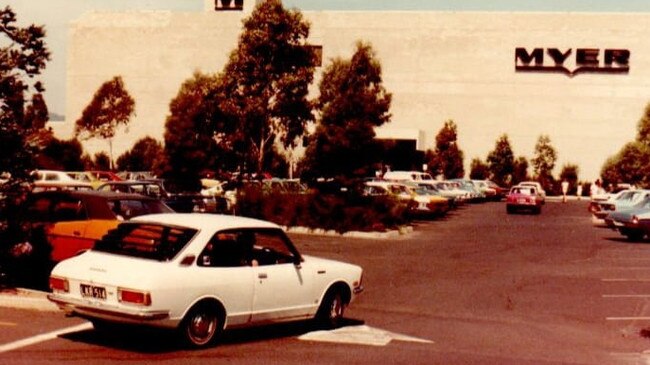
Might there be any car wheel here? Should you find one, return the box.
[534,207,542,215]
[506,206,514,214]
[316,288,345,329]
[181,304,222,348]
[624,230,645,242]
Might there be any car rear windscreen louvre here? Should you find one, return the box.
[94,223,197,261]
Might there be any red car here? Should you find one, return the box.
[506,186,543,214]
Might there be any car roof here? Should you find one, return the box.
[130,213,281,232]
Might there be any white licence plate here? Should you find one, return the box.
[80,284,107,300]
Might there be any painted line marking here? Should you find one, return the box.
[298,325,433,347]
[602,279,650,282]
[603,294,650,298]
[0,322,92,354]
[0,321,16,326]
[606,317,650,321]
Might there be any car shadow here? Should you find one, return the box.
[59,317,365,353]
[603,236,649,244]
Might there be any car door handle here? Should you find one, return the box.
[73,230,82,236]
[258,273,268,279]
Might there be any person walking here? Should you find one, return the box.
[561,180,569,203]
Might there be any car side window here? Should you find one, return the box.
[252,230,296,266]
[51,198,86,222]
[198,231,254,268]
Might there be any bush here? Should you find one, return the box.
[236,184,410,233]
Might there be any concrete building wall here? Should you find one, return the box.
[56,6,650,180]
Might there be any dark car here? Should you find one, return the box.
[97,180,227,213]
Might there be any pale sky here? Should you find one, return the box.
[5,0,650,116]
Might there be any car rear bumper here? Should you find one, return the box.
[48,293,172,325]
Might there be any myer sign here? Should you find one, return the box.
[515,47,630,77]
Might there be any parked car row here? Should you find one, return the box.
[590,188,650,240]
[29,170,225,214]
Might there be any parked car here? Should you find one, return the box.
[14,190,173,263]
[506,186,543,214]
[592,189,650,220]
[48,213,364,348]
[606,199,650,241]
[517,181,546,204]
[97,180,227,214]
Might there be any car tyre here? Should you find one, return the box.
[180,304,222,348]
[624,230,645,242]
[316,288,345,329]
[506,206,515,214]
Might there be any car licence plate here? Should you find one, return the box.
[80,284,107,300]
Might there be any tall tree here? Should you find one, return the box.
[161,72,221,192]
[300,42,392,181]
[428,120,464,179]
[74,76,135,169]
[512,156,529,185]
[636,102,650,145]
[0,6,50,187]
[213,0,316,174]
[531,134,557,190]
[486,134,515,187]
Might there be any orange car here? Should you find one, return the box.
[18,190,173,262]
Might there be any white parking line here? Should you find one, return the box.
[602,279,650,282]
[606,317,650,321]
[603,294,650,298]
[0,322,92,353]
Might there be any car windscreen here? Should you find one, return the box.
[93,223,197,261]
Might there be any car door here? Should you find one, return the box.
[45,196,93,262]
[249,229,315,323]
[197,232,255,326]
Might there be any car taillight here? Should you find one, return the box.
[118,288,151,306]
[49,276,69,293]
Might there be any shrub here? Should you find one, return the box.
[236,184,409,233]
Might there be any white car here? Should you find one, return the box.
[517,181,546,204]
[48,213,364,348]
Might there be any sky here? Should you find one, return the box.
[5,0,650,117]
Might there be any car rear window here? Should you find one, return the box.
[94,223,197,261]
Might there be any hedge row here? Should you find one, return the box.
[235,185,410,233]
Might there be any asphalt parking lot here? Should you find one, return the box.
[3,199,650,364]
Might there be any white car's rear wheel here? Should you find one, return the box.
[182,305,221,348]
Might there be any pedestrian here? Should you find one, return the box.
[576,184,583,200]
[561,180,569,203]
[590,179,603,198]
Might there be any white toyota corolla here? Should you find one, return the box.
[47,213,364,348]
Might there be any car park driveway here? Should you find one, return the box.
[3,200,650,364]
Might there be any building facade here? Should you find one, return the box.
[54,0,650,180]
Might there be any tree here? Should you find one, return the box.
[428,120,464,179]
[300,42,392,181]
[0,6,50,188]
[531,135,557,191]
[469,158,489,180]
[116,136,164,172]
[636,102,650,145]
[37,138,86,171]
[486,134,515,187]
[211,0,316,174]
[161,72,222,192]
[601,141,650,187]
[74,76,135,169]
[512,156,529,185]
